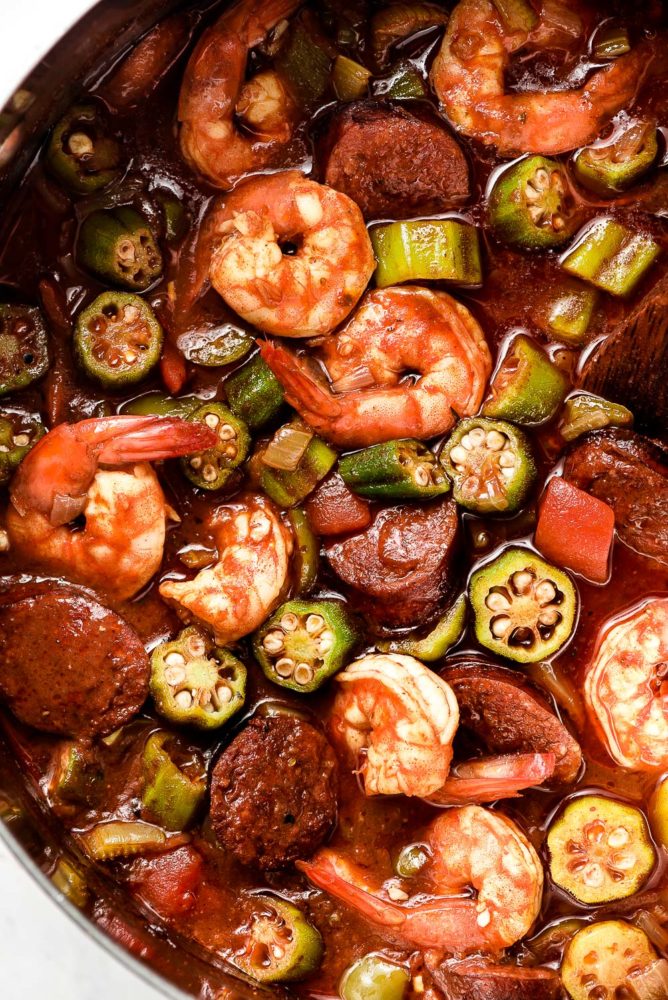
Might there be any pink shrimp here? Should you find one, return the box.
[6,416,215,602]
[431,0,654,157]
[260,286,492,447]
[428,752,557,805]
[300,806,544,955]
[178,0,302,189]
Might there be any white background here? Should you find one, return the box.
[0,2,167,997]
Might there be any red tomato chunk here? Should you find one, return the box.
[535,477,615,583]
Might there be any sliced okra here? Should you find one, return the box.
[488,156,580,250]
[46,102,122,195]
[482,334,569,425]
[258,425,337,508]
[441,417,535,514]
[77,207,163,291]
[0,305,50,397]
[234,894,323,983]
[561,921,657,1000]
[339,439,450,501]
[140,731,206,832]
[574,119,658,196]
[224,353,285,429]
[379,594,467,663]
[0,411,44,485]
[181,402,250,490]
[150,626,247,730]
[74,291,163,388]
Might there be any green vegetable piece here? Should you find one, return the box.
[527,918,586,965]
[574,120,658,196]
[491,0,538,31]
[469,547,577,663]
[51,858,89,909]
[483,334,569,425]
[371,219,482,289]
[49,741,103,806]
[235,895,323,983]
[0,411,44,485]
[74,291,163,388]
[275,14,333,106]
[558,392,633,443]
[288,508,319,595]
[340,954,410,1000]
[178,323,253,367]
[81,820,185,861]
[181,401,250,490]
[225,354,285,429]
[122,391,199,419]
[562,921,656,1000]
[561,218,661,297]
[150,627,247,730]
[488,156,579,250]
[371,4,449,66]
[394,843,429,878]
[547,795,655,905]
[593,23,631,59]
[441,417,535,514]
[253,599,358,693]
[379,63,428,100]
[544,281,598,345]
[258,427,337,507]
[339,439,450,501]
[46,103,121,195]
[159,193,188,242]
[0,305,49,396]
[649,777,668,851]
[141,731,205,832]
[379,595,466,662]
[77,207,163,291]
[333,55,371,101]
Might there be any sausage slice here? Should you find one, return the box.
[322,102,469,220]
[325,498,459,629]
[0,587,149,737]
[432,960,560,1000]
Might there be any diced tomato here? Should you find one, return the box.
[535,477,615,583]
[160,340,187,395]
[305,471,372,536]
[130,845,204,919]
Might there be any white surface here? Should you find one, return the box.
[0,838,167,999]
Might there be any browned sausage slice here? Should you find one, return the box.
[563,428,668,565]
[432,960,560,1000]
[0,588,149,737]
[210,715,338,870]
[443,660,582,783]
[323,102,470,220]
[325,498,459,629]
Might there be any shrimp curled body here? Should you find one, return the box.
[261,286,492,447]
[431,0,653,157]
[330,653,460,797]
[300,805,544,955]
[204,171,375,337]
[159,495,293,645]
[178,0,302,189]
[6,416,215,602]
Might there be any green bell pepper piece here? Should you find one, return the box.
[371,219,482,288]
[235,895,323,983]
[258,426,337,507]
[574,120,658,196]
[46,102,122,195]
[275,13,333,106]
[378,63,428,100]
[77,207,163,291]
[441,417,536,514]
[482,334,569,425]
[141,731,205,832]
[488,155,579,250]
[379,594,467,662]
[339,439,450,501]
[288,508,320,595]
[333,55,371,101]
[150,627,246,730]
[181,401,250,490]
[0,411,44,485]
[340,955,410,1000]
[74,291,163,388]
[224,354,285,429]
[253,599,358,692]
[469,547,577,664]
[561,218,660,297]
[0,305,50,396]
[558,392,633,442]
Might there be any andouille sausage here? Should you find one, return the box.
[443,659,582,783]
[432,960,560,1000]
[322,102,470,220]
[209,715,338,870]
[0,587,149,737]
[563,428,668,564]
[325,498,459,629]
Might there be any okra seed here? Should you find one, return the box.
[216,684,232,704]
[275,657,295,678]
[491,615,512,638]
[219,423,236,441]
[118,240,136,263]
[164,664,187,686]
[204,413,220,430]
[202,464,218,483]
[174,690,193,710]
[203,702,215,713]
[186,636,207,657]
[190,456,203,470]
[280,612,299,633]
[0,444,9,453]
[449,445,468,465]
[535,580,557,604]
[305,614,325,636]
[538,608,559,627]
[607,827,630,849]
[224,444,238,459]
[501,467,514,479]
[582,863,604,888]
[294,663,314,686]
[511,570,534,595]
[498,451,516,469]
[12,433,30,447]
[611,851,636,871]
[0,529,10,553]
[460,434,473,451]
[485,591,511,613]
[123,305,140,322]
[486,430,507,451]
[263,631,285,654]
[124,350,138,364]
[317,631,334,653]
[525,182,540,204]
[164,651,186,668]
[534,168,550,191]
[67,131,94,158]
[468,427,486,447]
[414,465,431,487]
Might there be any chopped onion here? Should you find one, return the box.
[524,660,586,730]
[331,365,376,394]
[635,910,668,955]
[262,424,313,471]
[624,959,668,1000]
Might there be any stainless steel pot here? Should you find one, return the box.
[0,5,276,997]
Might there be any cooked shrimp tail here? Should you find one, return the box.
[260,340,343,420]
[428,752,556,805]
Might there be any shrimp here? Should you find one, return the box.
[5,416,215,602]
[329,653,459,797]
[200,171,374,337]
[431,0,654,157]
[584,597,668,771]
[300,805,544,955]
[178,0,302,189]
[261,286,492,447]
[159,495,293,645]
[430,752,556,805]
